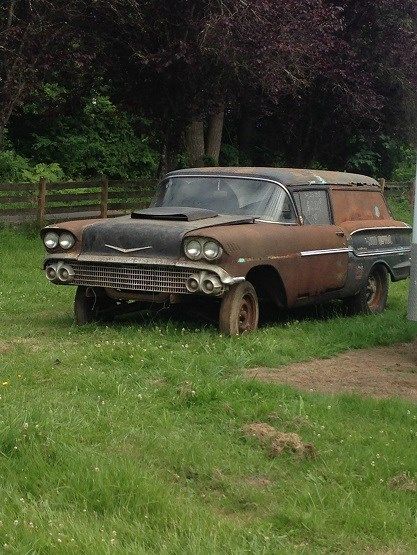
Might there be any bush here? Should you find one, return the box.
[0,150,65,183]
[390,144,415,182]
[32,95,158,179]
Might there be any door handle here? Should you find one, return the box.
[336,231,345,237]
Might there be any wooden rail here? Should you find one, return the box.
[0,176,413,225]
[382,180,414,193]
[0,177,157,225]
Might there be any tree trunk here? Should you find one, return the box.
[0,99,18,152]
[206,103,225,165]
[7,0,17,28]
[238,109,255,161]
[0,121,6,151]
[184,120,205,167]
[157,142,179,178]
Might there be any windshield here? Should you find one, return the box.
[153,176,297,223]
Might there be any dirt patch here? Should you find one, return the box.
[243,476,273,488]
[0,337,45,355]
[0,341,12,354]
[388,472,417,492]
[243,422,316,459]
[245,343,417,402]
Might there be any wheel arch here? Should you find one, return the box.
[245,264,288,307]
[368,259,394,281]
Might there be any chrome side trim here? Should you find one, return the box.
[300,247,352,257]
[255,219,298,226]
[350,225,412,235]
[353,247,411,257]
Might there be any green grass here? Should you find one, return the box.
[0,200,416,553]
[387,193,414,224]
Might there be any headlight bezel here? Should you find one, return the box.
[44,231,60,250]
[59,232,75,250]
[43,230,76,251]
[203,241,221,261]
[184,239,203,260]
[183,237,223,261]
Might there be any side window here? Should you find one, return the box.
[279,194,297,223]
[293,190,332,225]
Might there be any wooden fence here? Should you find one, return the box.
[0,176,413,225]
[380,179,414,196]
[0,177,157,225]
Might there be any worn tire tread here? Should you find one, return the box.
[219,281,259,335]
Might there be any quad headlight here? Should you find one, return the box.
[184,238,223,261]
[43,230,76,251]
[203,241,221,261]
[59,232,75,250]
[44,232,60,249]
[184,239,202,260]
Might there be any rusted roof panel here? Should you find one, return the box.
[167,167,379,187]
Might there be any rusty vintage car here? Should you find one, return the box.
[41,168,411,335]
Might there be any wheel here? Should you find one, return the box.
[219,281,259,335]
[74,286,116,325]
[343,265,389,315]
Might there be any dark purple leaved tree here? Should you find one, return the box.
[0,0,93,150]
[87,0,340,171]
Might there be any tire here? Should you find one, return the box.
[74,286,116,325]
[219,281,259,335]
[343,265,389,315]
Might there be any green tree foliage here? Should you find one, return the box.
[0,150,64,183]
[1,1,416,182]
[31,95,158,179]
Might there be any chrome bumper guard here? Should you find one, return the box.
[43,254,244,295]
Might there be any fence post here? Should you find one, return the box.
[378,178,386,192]
[37,177,47,226]
[100,176,108,218]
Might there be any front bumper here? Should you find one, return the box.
[43,254,244,296]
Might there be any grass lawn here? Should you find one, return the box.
[0,197,416,553]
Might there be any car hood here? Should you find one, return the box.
[81,212,254,258]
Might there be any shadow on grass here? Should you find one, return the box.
[87,298,348,333]
[46,291,351,334]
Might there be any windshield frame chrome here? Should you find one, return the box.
[155,174,302,225]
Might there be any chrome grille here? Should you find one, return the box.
[71,262,191,293]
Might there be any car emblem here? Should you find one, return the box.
[104,244,152,253]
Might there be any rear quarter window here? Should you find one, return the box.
[331,189,391,224]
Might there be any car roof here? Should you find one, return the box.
[167,167,379,187]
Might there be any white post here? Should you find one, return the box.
[407,153,417,321]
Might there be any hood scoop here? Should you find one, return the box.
[131,206,218,222]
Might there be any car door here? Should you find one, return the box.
[292,188,349,298]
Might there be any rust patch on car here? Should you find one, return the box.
[245,343,417,402]
[242,422,316,459]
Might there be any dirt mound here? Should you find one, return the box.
[243,422,316,459]
[246,343,417,402]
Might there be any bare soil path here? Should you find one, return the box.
[246,342,417,402]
